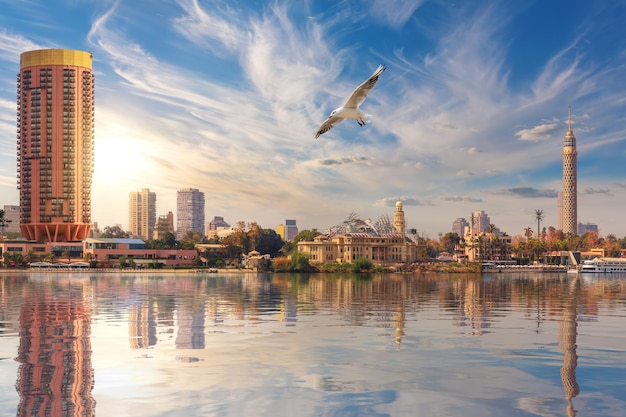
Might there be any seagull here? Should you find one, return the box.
[315,64,386,139]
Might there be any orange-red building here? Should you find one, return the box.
[17,49,94,242]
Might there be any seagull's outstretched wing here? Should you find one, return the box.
[344,64,386,108]
[315,115,344,139]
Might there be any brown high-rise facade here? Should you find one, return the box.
[17,49,94,242]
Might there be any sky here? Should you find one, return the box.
[1,0,625,239]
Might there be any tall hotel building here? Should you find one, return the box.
[17,49,94,242]
[129,188,156,241]
[176,188,205,239]
[560,107,577,235]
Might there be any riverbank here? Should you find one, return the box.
[0,262,568,275]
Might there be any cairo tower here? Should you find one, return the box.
[17,49,94,242]
[560,107,577,235]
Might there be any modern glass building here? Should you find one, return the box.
[17,49,94,242]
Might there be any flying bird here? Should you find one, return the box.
[315,64,386,139]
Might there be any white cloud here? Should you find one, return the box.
[515,123,560,141]
[1,1,626,237]
[369,0,425,29]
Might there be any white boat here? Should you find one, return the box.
[580,257,626,273]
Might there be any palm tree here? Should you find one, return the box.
[24,249,38,266]
[45,252,56,264]
[62,248,71,264]
[524,227,533,240]
[534,209,544,240]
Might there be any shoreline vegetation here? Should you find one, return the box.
[0,262,544,275]
[0,259,567,275]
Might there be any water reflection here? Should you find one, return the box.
[560,277,580,417]
[0,272,624,416]
[14,277,95,416]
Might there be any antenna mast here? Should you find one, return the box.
[568,106,572,131]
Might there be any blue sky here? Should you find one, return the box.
[1,0,625,239]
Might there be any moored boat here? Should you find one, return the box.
[580,257,626,273]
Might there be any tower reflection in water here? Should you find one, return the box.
[560,277,580,417]
[15,279,95,417]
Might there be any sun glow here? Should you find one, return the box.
[91,123,160,229]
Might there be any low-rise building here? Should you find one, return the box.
[462,232,512,262]
[0,238,199,267]
[84,238,198,266]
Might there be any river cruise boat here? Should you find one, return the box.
[580,257,626,273]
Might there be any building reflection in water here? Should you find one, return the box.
[559,277,580,417]
[394,303,405,345]
[15,279,95,417]
[175,298,206,349]
[128,301,157,349]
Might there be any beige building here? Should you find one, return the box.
[297,233,419,265]
[153,211,174,240]
[129,188,156,241]
[462,232,512,262]
[297,200,420,266]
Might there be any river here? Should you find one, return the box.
[0,271,625,416]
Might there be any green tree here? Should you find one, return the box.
[293,229,321,243]
[439,232,461,254]
[604,234,622,257]
[219,239,243,264]
[279,240,295,256]
[83,252,95,267]
[225,221,251,254]
[352,257,373,273]
[24,249,38,265]
[62,248,71,264]
[148,232,178,249]
[0,209,12,236]
[277,252,315,272]
[102,225,130,238]
[255,229,284,258]
[179,230,207,248]
[4,251,24,267]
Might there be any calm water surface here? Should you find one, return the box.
[1,272,625,416]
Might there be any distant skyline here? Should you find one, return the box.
[1,1,626,238]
